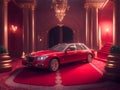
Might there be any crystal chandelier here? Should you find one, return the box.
[52,0,69,23]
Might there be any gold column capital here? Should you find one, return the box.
[84,0,109,9]
[85,3,102,9]
[13,0,36,9]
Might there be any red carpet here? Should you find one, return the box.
[97,42,112,61]
[60,63,103,86]
[92,59,106,73]
[13,61,104,86]
[13,68,56,86]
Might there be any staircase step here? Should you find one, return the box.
[98,50,109,53]
[100,47,111,50]
[97,42,113,60]
[94,57,107,62]
[97,53,109,59]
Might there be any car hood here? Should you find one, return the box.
[30,50,58,57]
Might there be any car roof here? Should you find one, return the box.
[58,43,85,46]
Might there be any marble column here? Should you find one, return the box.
[0,0,8,49]
[113,0,120,46]
[85,7,91,48]
[31,5,35,52]
[85,7,99,50]
[22,5,30,54]
[17,2,36,56]
[91,7,99,50]
[14,0,36,57]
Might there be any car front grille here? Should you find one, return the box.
[26,56,34,62]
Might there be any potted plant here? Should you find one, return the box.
[110,45,120,54]
[104,45,120,81]
[0,46,12,72]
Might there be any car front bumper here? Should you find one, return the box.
[22,59,48,69]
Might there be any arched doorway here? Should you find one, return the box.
[48,26,73,48]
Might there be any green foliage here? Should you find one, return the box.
[0,46,8,54]
[110,45,120,54]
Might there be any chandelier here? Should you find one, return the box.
[52,0,69,23]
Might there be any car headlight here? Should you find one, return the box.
[37,55,49,61]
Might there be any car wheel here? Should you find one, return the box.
[49,59,59,72]
[87,54,92,63]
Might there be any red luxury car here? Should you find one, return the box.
[22,43,95,72]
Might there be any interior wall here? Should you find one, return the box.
[8,1,23,57]
[98,1,113,47]
[7,0,114,57]
[35,0,86,50]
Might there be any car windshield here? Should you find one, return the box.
[50,44,67,52]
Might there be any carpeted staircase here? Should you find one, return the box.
[96,43,113,62]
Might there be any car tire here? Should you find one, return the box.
[87,54,92,63]
[49,58,59,72]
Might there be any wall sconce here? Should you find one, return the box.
[10,25,18,33]
[38,35,43,42]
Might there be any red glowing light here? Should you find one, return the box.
[105,28,109,33]
[10,25,18,33]
[99,21,113,45]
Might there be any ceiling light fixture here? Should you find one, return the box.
[52,0,69,23]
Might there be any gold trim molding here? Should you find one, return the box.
[85,0,109,9]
